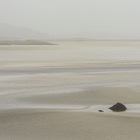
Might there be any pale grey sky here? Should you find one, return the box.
[0,0,140,39]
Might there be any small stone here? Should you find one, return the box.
[99,110,104,112]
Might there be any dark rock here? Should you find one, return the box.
[99,110,104,112]
[109,102,127,112]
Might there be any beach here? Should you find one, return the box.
[0,41,140,140]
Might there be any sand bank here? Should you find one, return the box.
[0,41,140,139]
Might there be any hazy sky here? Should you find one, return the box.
[0,0,140,39]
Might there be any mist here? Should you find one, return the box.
[0,0,140,39]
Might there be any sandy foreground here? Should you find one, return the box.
[0,41,140,140]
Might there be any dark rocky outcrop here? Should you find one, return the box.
[109,102,127,112]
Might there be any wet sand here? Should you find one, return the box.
[1,110,140,140]
[0,41,140,140]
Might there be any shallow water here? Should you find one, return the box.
[0,41,140,110]
[1,41,140,140]
[1,41,140,62]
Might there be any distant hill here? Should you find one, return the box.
[0,40,55,45]
[0,23,49,40]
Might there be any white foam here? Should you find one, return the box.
[1,103,140,115]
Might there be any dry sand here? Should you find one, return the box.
[0,41,140,140]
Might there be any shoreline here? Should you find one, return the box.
[0,42,140,140]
